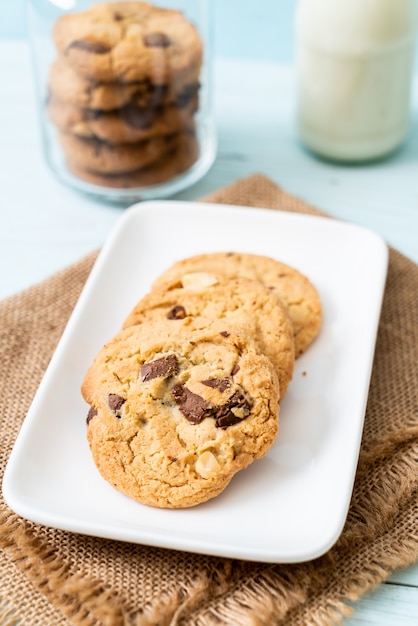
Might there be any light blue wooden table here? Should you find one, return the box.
[0,2,417,623]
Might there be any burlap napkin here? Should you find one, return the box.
[1,174,417,626]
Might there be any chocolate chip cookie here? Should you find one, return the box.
[48,94,198,144]
[81,321,280,508]
[66,129,199,188]
[153,252,322,357]
[122,272,295,399]
[58,129,181,174]
[53,2,203,84]
[48,58,199,111]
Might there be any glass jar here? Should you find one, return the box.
[27,0,216,203]
[295,0,418,162]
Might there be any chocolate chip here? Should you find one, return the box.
[231,364,240,376]
[143,32,172,47]
[201,378,230,392]
[141,354,179,382]
[175,83,200,107]
[216,412,242,429]
[215,391,252,429]
[67,40,111,54]
[167,305,187,320]
[132,83,168,108]
[119,102,157,129]
[171,383,187,404]
[172,384,209,424]
[108,394,125,413]
[225,390,251,413]
[148,83,169,105]
[84,109,104,121]
[86,406,97,424]
[113,12,124,20]
[220,331,230,337]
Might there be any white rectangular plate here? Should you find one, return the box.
[3,201,388,563]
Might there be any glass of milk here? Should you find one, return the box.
[295,0,418,162]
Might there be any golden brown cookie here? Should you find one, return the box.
[58,130,180,174]
[48,58,199,111]
[52,2,203,84]
[81,321,280,509]
[153,252,322,357]
[122,272,295,398]
[66,130,199,188]
[48,94,198,144]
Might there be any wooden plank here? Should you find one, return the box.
[344,582,418,625]
[389,566,418,587]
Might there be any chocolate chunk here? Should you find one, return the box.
[141,354,179,382]
[216,412,242,429]
[167,305,187,320]
[171,383,187,404]
[119,103,157,129]
[231,364,240,376]
[86,406,97,424]
[132,83,169,108]
[148,83,169,105]
[84,109,104,121]
[201,378,230,392]
[108,394,125,412]
[175,83,200,107]
[221,390,252,414]
[215,391,252,428]
[219,331,230,337]
[67,40,111,54]
[171,384,209,424]
[143,32,172,47]
[113,12,124,21]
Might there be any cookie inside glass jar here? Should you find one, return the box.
[41,1,214,197]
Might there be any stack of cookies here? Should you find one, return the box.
[47,1,203,188]
[81,252,322,508]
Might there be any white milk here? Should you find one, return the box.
[295,0,418,161]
